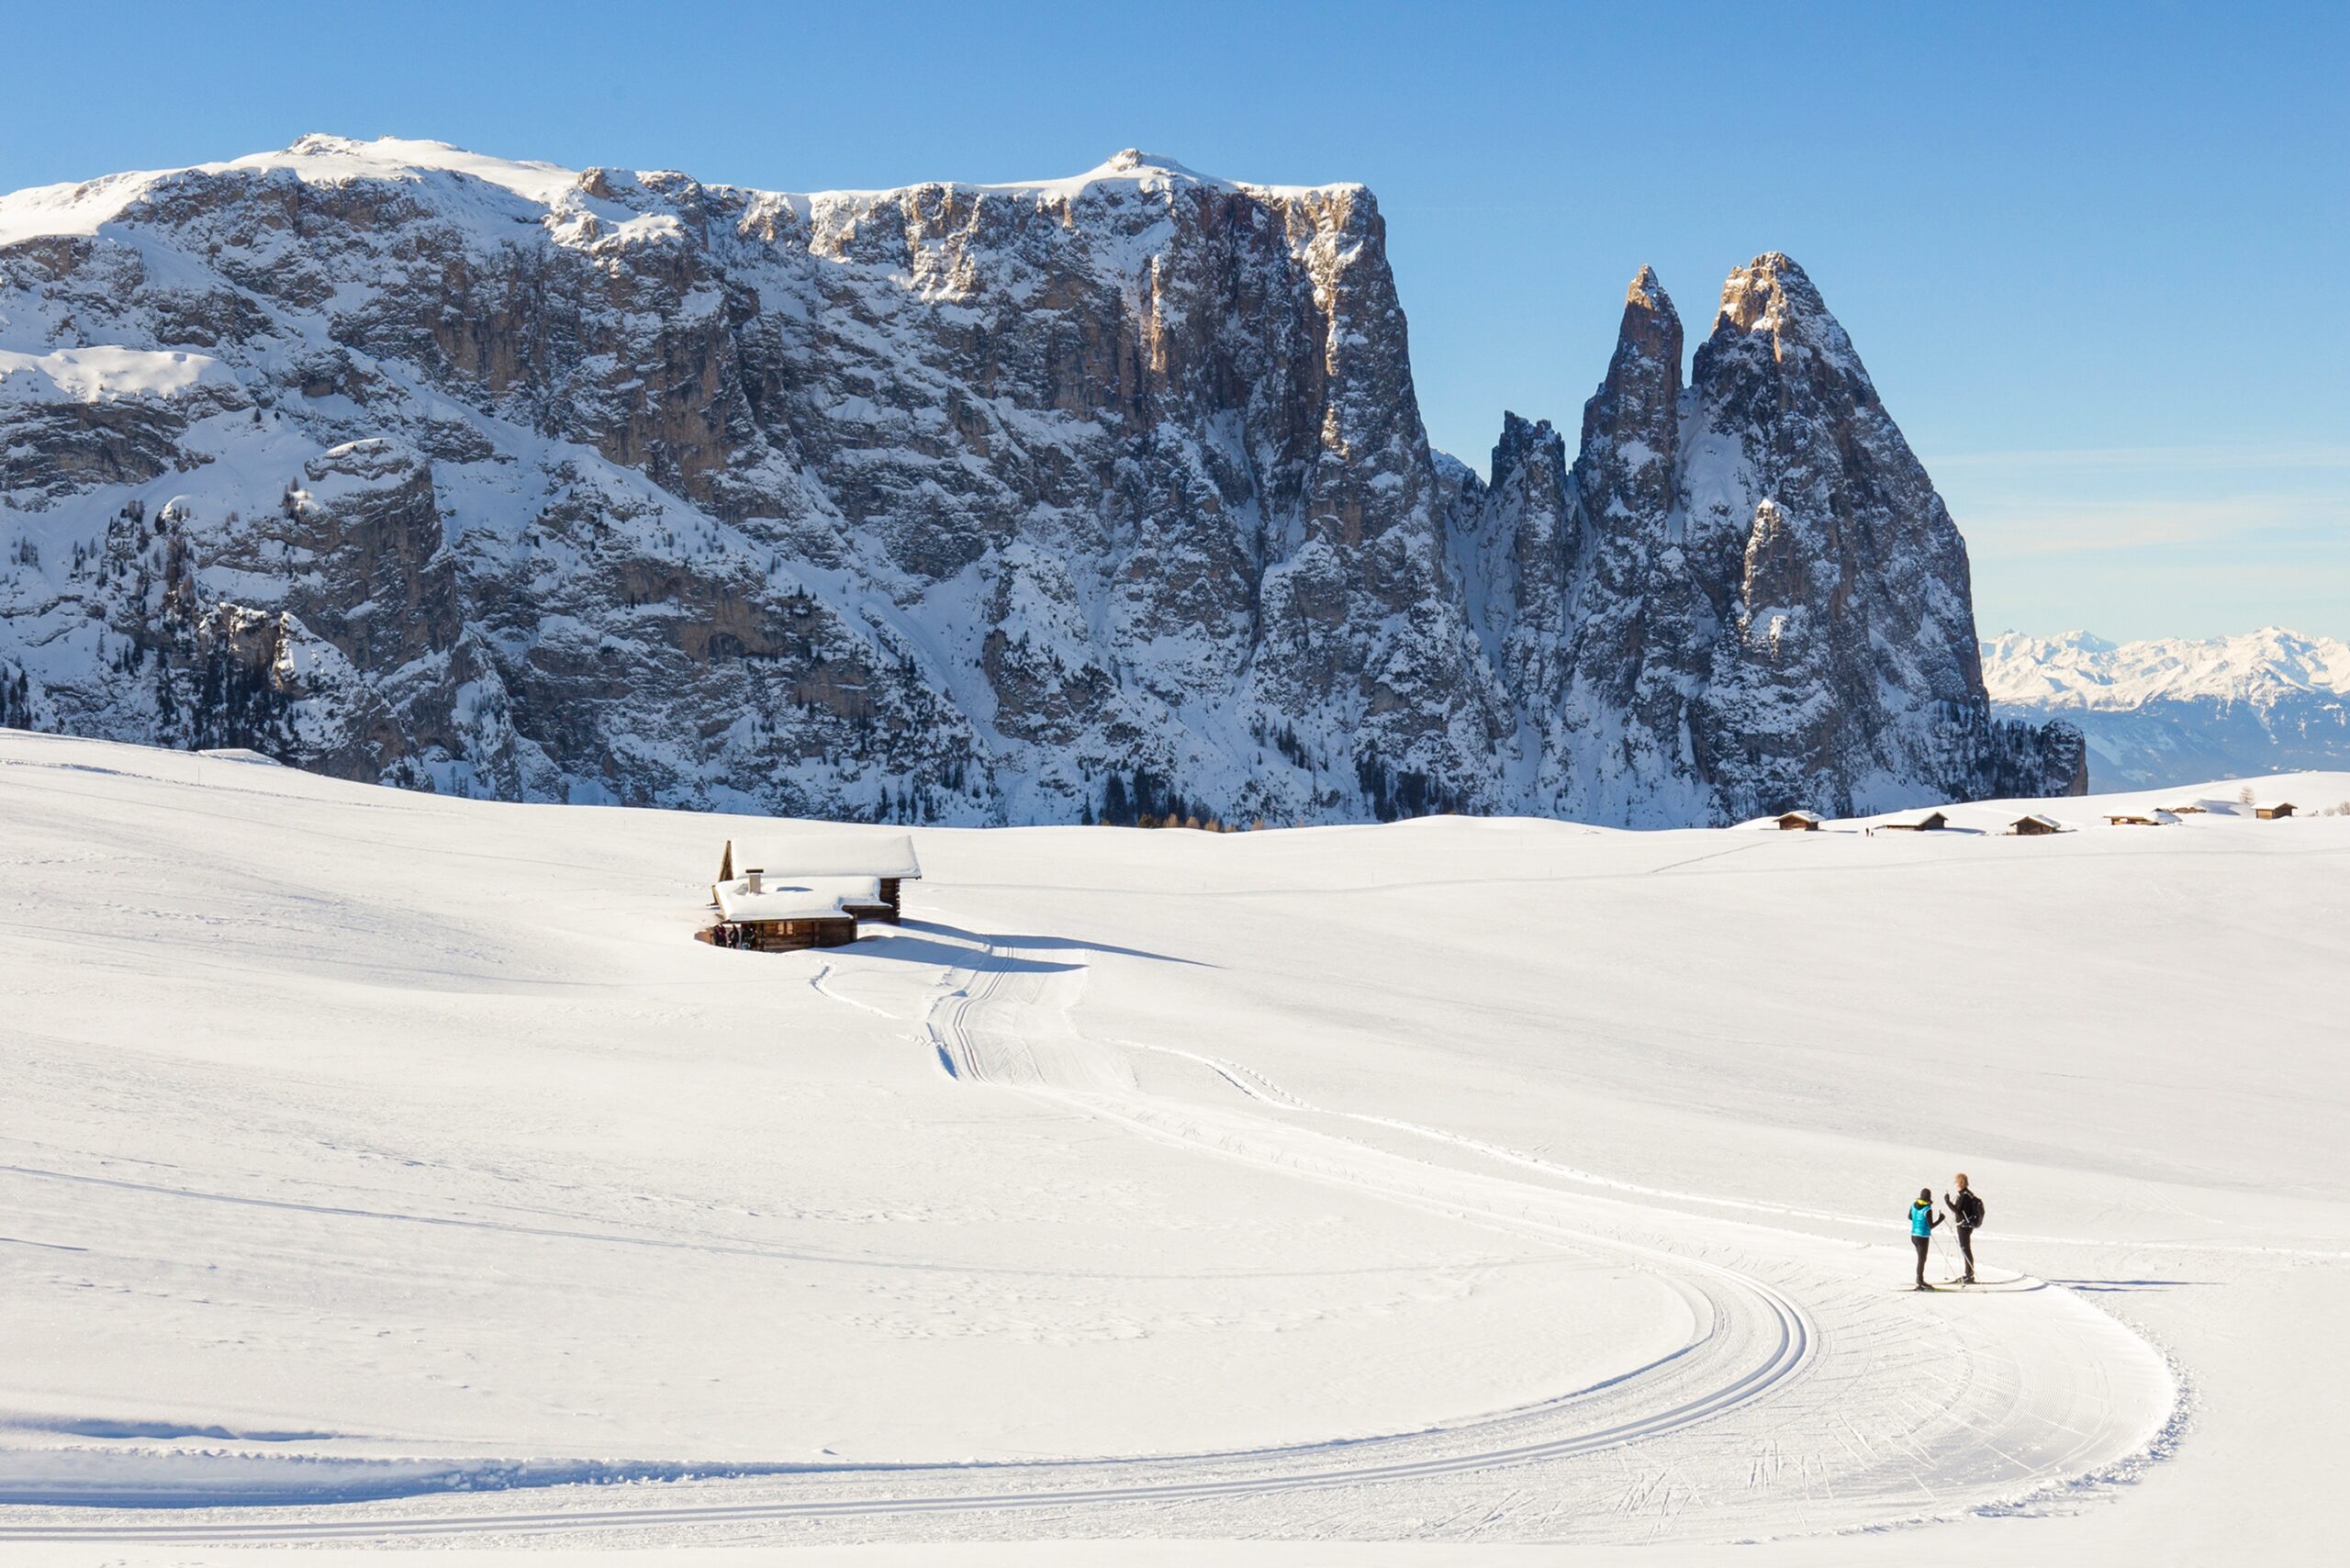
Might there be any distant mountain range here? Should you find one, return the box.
[1983,629,2350,789]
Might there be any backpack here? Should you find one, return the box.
[1963,1191,1986,1228]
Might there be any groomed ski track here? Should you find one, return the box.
[2,932,2177,1547]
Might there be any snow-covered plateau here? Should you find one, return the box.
[0,135,2080,829]
[1986,628,2350,790]
[3,730,2344,1563]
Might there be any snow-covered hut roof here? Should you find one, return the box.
[749,834,922,879]
[1776,810,1824,824]
[714,878,854,924]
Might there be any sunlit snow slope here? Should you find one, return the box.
[2,733,2344,1558]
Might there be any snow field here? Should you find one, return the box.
[3,734,2345,1558]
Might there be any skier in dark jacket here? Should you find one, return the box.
[1944,1174,1984,1283]
[1908,1188,1942,1290]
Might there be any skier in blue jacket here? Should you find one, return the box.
[1908,1187,1943,1290]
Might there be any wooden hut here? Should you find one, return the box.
[1878,810,1949,832]
[721,834,923,923]
[1774,810,1824,831]
[711,868,858,953]
[2009,813,2064,835]
[2255,801,2297,820]
[2106,810,2177,827]
[2162,802,2210,815]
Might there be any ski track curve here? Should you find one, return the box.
[0,933,2177,1546]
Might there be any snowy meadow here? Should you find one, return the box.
[2,732,2344,1562]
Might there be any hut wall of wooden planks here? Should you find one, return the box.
[708,864,865,953]
[705,915,857,954]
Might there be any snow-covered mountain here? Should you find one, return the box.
[0,135,2081,825]
[1984,629,2350,790]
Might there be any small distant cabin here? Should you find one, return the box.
[2106,810,2177,827]
[1774,810,1824,832]
[710,868,858,953]
[716,834,923,924]
[2162,802,2210,815]
[2255,801,2297,820]
[1878,811,1949,832]
[2009,813,2064,836]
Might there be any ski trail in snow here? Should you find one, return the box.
[0,932,2179,1544]
[805,960,899,1019]
[889,936,2177,1537]
[1112,1040,2349,1259]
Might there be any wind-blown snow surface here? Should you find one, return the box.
[1,733,2344,1562]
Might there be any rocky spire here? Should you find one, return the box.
[1683,252,2077,816]
[1532,267,1716,822]
[1606,266,1683,407]
[1708,252,1867,384]
[1576,264,1684,542]
[1455,252,2085,823]
[1465,410,1573,710]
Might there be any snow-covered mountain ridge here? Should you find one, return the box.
[1984,629,2350,789]
[1984,628,2350,709]
[0,135,2082,824]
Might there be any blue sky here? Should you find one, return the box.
[4,0,2340,639]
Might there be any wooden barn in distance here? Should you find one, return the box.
[705,834,925,951]
[1878,810,1949,832]
[2255,801,2297,820]
[2009,813,2065,835]
[1774,810,1824,832]
[711,868,859,953]
[721,834,922,923]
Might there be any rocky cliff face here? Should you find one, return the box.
[1447,255,2082,822]
[0,136,2078,824]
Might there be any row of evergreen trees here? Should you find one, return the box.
[1084,756,1462,830]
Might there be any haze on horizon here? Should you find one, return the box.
[2,0,2338,642]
